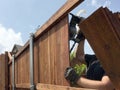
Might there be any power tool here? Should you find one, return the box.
[69,13,85,53]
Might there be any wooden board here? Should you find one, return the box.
[35,0,84,39]
[8,63,12,90]
[36,83,96,90]
[16,83,30,89]
[0,53,8,90]
[8,0,84,88]
[8,12,70,90]
[15,0,84,58]
[16,48,30,85]
[80,7,120,89]
[5,52,9,90]
[39,16,70,86]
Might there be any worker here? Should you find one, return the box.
[65,31,115,90]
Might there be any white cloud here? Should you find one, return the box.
[0,24,23,54]
[91,0,101,8]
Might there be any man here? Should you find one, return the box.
[65,32,115,90]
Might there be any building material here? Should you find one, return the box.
[15,0,84,58]
[36,83,96,90]
[5,52,9,90]
[34,0,84,39]
[80,7,120,89]
[8,0,84,89]
[16,83,30,89]
[12,55,15,90]
[38,16,69,86]
[0,53,9,90]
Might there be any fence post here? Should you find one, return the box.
[12,55,15,90]
[30,33,35,90]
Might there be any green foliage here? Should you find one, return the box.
[70,51,87,76]
[70,51,76,61]
[74,64,87,76]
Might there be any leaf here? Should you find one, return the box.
[70,51,76,61]
[74,64,87,75]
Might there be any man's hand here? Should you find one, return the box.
[64,67,80,84]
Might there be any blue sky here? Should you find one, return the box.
[0,0,119,54]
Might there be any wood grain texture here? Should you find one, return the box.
[35,0,84,39]
[0,54,4,90]
[80,7,120,89]
[8,16,70,89]
[36,83,96,90]
[33,39,39,84]
[38,16,70,86]
[7,0,85,88]
[39,31,51,84]
[14,0,84,59]
[8,64,12,90]
[16,83,30,89]
[5,52,9,90]
[0,54,8,90]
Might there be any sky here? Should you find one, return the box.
[0,0,119,54]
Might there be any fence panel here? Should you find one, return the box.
[0,53,8,90]
[38,16,69,86]
[8,0,84,89]
[8,62,12,90]
[80,7,120,89]
[8,16,69,89]
[15,48,30,90]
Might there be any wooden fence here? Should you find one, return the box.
[8,15,70,90]
[0,53,8,90]
[0,0,120,90]
[8,0,85,90]
[80,7,120,89]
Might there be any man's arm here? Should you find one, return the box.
[70,39,86,67]
[77,75,114,90]
[75,39,86,64]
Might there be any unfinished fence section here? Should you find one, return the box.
[80,7,120,89]
[8,0,85,90]
[0,53,9,90]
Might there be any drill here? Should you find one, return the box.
[69,13,85,52]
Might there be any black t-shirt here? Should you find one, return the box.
[85,54,105,81]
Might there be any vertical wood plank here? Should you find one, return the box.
[60,16,70,85]
[0,54,6,90]
[54,16,70,86]
[39,32,51,84]
[15,57,17,86]
[38,15,69,86]
[5,52,9,90]
[26,49,30,83]
[34,40,39,84]
[80,7,120,89]
[49,26,57,84]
